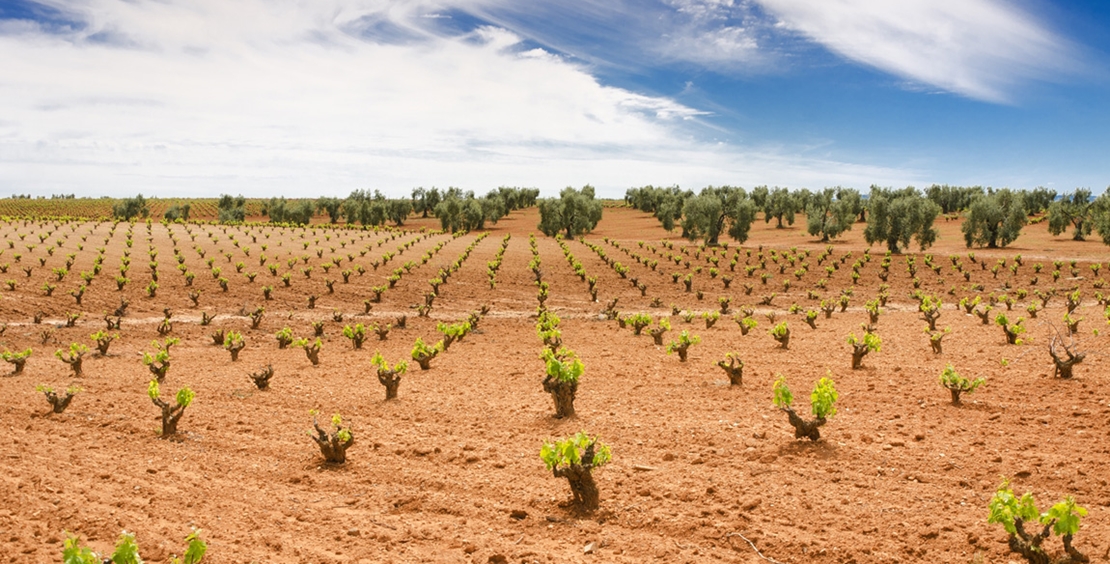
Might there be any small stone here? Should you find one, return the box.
[510,509,528,520]
[584,542,597,554]
[662,453,675,461]
[347,528,360,537]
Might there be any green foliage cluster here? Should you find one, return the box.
[666,329,700,361]
[265,197,316,225]
[962,189,1027,248]
[217,194,246,223]
[846,331,881,352]
[540,432,611,471]
[773,374,838,420]
[624,185,691,232]
[863,186,940,253]
[938,364,984,404]
[112,194,149,221]
[410,337,442,370]
[988,479,1087,562]
[148,379,194,408]
[806,187,862,242]
[676,186,758,246]
[541,347,584,384]
[538,186,603,238]
[64,529,207,564]
[1047,189,1096,241]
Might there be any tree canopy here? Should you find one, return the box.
[863,186,940,253]
[679,186,757,246]
[961,189,1026,248]
[762,187,798,228]
[1048,189,1094,241]
[112,194,149,221]
[538,186,603,238]
[805,187,859,242]
[217,194,246,223]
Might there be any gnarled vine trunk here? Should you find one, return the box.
[553,443,600,510]
[782,407,825,441]
[152,398,187,436]
[543,377,577,419]
[378,369,402,400]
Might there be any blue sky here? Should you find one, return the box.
[0,0,1107,198]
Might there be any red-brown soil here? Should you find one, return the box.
[1,208,1109,563]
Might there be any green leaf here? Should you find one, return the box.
[63,533,101,564]
[110,531,144,564]
[810,375,838,419]
[175,387,195,408]
[1044,496,1086,536]
[180,529,207,564]
[771,375,792,408]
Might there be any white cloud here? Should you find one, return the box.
[0,0,922,198]
[754,0,1076,102]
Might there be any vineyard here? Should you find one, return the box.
[0,197,272,221]
[0,205,1107,563]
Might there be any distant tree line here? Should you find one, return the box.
[627,184,1110,251]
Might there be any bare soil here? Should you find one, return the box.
[1,208,1109,563]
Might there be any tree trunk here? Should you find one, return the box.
[782,407,825,441]
[379,371,402,400]
[553,465,600,511]
[543,377,577,418]
[154,398,186,436]
[851,347,867,369]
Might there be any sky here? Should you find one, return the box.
[0,0,1108,199]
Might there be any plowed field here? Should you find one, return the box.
[1,208,1108,563]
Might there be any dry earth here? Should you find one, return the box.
[0,207,1108,563]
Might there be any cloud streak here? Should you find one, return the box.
[754,0,1078,103]
[0,0,931,197]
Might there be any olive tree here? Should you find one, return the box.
[679,186,757,246]
[925,184,982,214]
[863,186,940,253]
[537,185,603,238]
[217,194,247,223]
[806,187,859,242]
[341,190,388,226]
[316,197,343,223]
[1021,187,1057,215]
[1093,191,1110,245]
[386,198,413,226]
[267,197,315,225]
[1048,189,1094,241]
[962,189,1027,248]
[625,185,691,233]
[112,194,149,221]
[763,187,798,228]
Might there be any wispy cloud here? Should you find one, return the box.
[754,0,1078,103]
[0,0,924,197]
